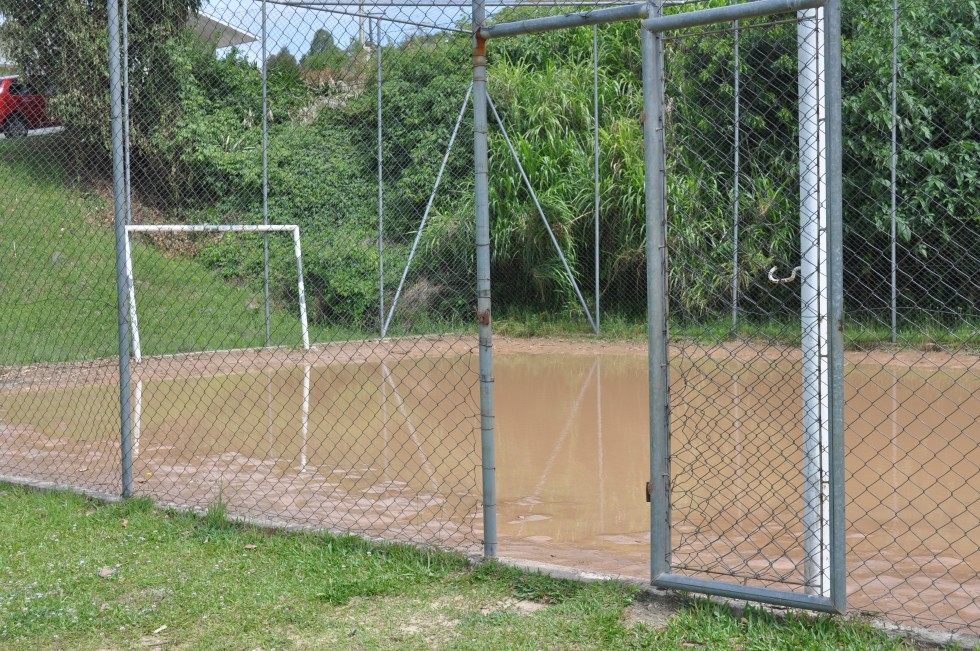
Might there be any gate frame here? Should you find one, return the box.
[474,0,845,613]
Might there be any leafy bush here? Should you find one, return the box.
[302,229,384,328]
[191,103,382,326]
[842,0,980,317]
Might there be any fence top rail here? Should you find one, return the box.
[270,0,635,6]
[480,1,647,39]
[641,0,823,33]
[126,224,299,233]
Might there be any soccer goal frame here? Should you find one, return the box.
[124,224,311,362]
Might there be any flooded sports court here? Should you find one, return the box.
[1,338,978,633]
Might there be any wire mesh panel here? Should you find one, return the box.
[661,0,979,634]
[479,11,643,334]
[0,2,123,496]
[662,9,836,597]
[119,1,483,550]
[841,0,980,634]
[0,0,484,553]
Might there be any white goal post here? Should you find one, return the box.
[124,224,310,362]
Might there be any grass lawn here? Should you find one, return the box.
[0,483,927,651]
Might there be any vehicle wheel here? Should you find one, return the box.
[4,114,29,138]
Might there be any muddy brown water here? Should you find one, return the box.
[1,342,978,633]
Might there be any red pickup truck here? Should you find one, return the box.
[0,75,58,138]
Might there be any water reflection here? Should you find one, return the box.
[494,354,650,575]
[495,351,980,630]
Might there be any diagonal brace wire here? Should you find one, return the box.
[383,83,473,336]
[487,92,598,333]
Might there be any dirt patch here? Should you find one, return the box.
[399,612,460,639]
[480,597,549,615]
[624,596,678,629]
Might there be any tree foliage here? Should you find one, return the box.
[267,46,301,84]
[843,0,980,316]
[2,1,976,329]
[445,1,979,322]
[302,28,348,72]
[0,0,201,180]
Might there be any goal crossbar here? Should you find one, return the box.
[125,224,310,362]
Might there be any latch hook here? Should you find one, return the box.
[768,265,801,284]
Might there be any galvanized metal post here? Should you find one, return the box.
[824,0,846,613]
[643,0,671,581]
[378,16,386,337]
[107,0,134,498]
[642,0,822,32]
[594,25,601,333]
[473,5,497,559]
[798,5,830,597]
[890,0,898,343]
[262,0,271,347]
[483,3,648,39]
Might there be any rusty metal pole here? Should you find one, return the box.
[473,8,497,559]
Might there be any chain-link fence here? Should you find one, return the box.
[842,0,979,634]
[664,3,817,593]
[0,0,483,552]
[662,0,979,636]
[0,0,977,639]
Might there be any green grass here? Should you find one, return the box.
[0,483,933,651]
[841,313,980,352]
[0,136,116,364]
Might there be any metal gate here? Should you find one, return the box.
[478,0,844,612]
[643,0,846,612]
